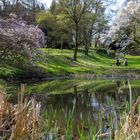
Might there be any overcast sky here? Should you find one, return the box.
[40,0,125,9]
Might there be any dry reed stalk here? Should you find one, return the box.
[0,84,43,140]
[0,90,11,137]
[98,96,140,139]
[115,96,140,139]
[0,90,10,117]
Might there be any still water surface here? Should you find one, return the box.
[4,78,140,138]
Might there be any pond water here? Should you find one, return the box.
[3,78,140,138]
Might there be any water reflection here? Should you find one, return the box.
[4,79,140,136]
[27,79,139,134]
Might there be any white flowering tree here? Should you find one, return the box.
[0,14,45,64]
[100,0,140,51]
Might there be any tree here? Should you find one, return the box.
[101,0,140,52]
[0,0,11,17]
[60,0,93,61]
[79,12,96,55]
[56,14,73,49]
[37,10,72,49]
[50,0,57,14]
[94,2,105,49]
[37,11,58,48]
[0,0,43,23]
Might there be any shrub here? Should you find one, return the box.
[0,14,45,65]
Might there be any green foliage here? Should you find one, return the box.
[36,10,73,49]
[50,0,57,14]
[0,67,17,77]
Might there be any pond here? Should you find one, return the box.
[2,78,140,139]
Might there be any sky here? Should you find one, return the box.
[41,0,125,9]
[41,0,53,8]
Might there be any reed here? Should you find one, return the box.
[1,83,139,139]
[0,84,43,140]
[44,95,140,140]
[115,96,140,139]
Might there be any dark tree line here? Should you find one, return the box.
[0,0,45,23]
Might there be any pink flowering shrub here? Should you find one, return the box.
[0,15,45,64]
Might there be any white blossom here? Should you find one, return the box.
[100,0,140,45]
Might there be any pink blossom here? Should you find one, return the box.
[0,17,45,63]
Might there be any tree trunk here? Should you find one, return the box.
[60,40,63,49]
[16,0,20,17]
[95,33,100,49]
[84,41,89,55]
[32,0,36,23]
[95,37,99,48]
[85,47,88,55]
[73,23,78,61]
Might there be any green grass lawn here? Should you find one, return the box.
[37,48,140,76]
[1,48,140,78]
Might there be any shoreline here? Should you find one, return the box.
[1,69,140,84]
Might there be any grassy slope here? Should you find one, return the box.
[38,48,140,76]
[1,48,140,78]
